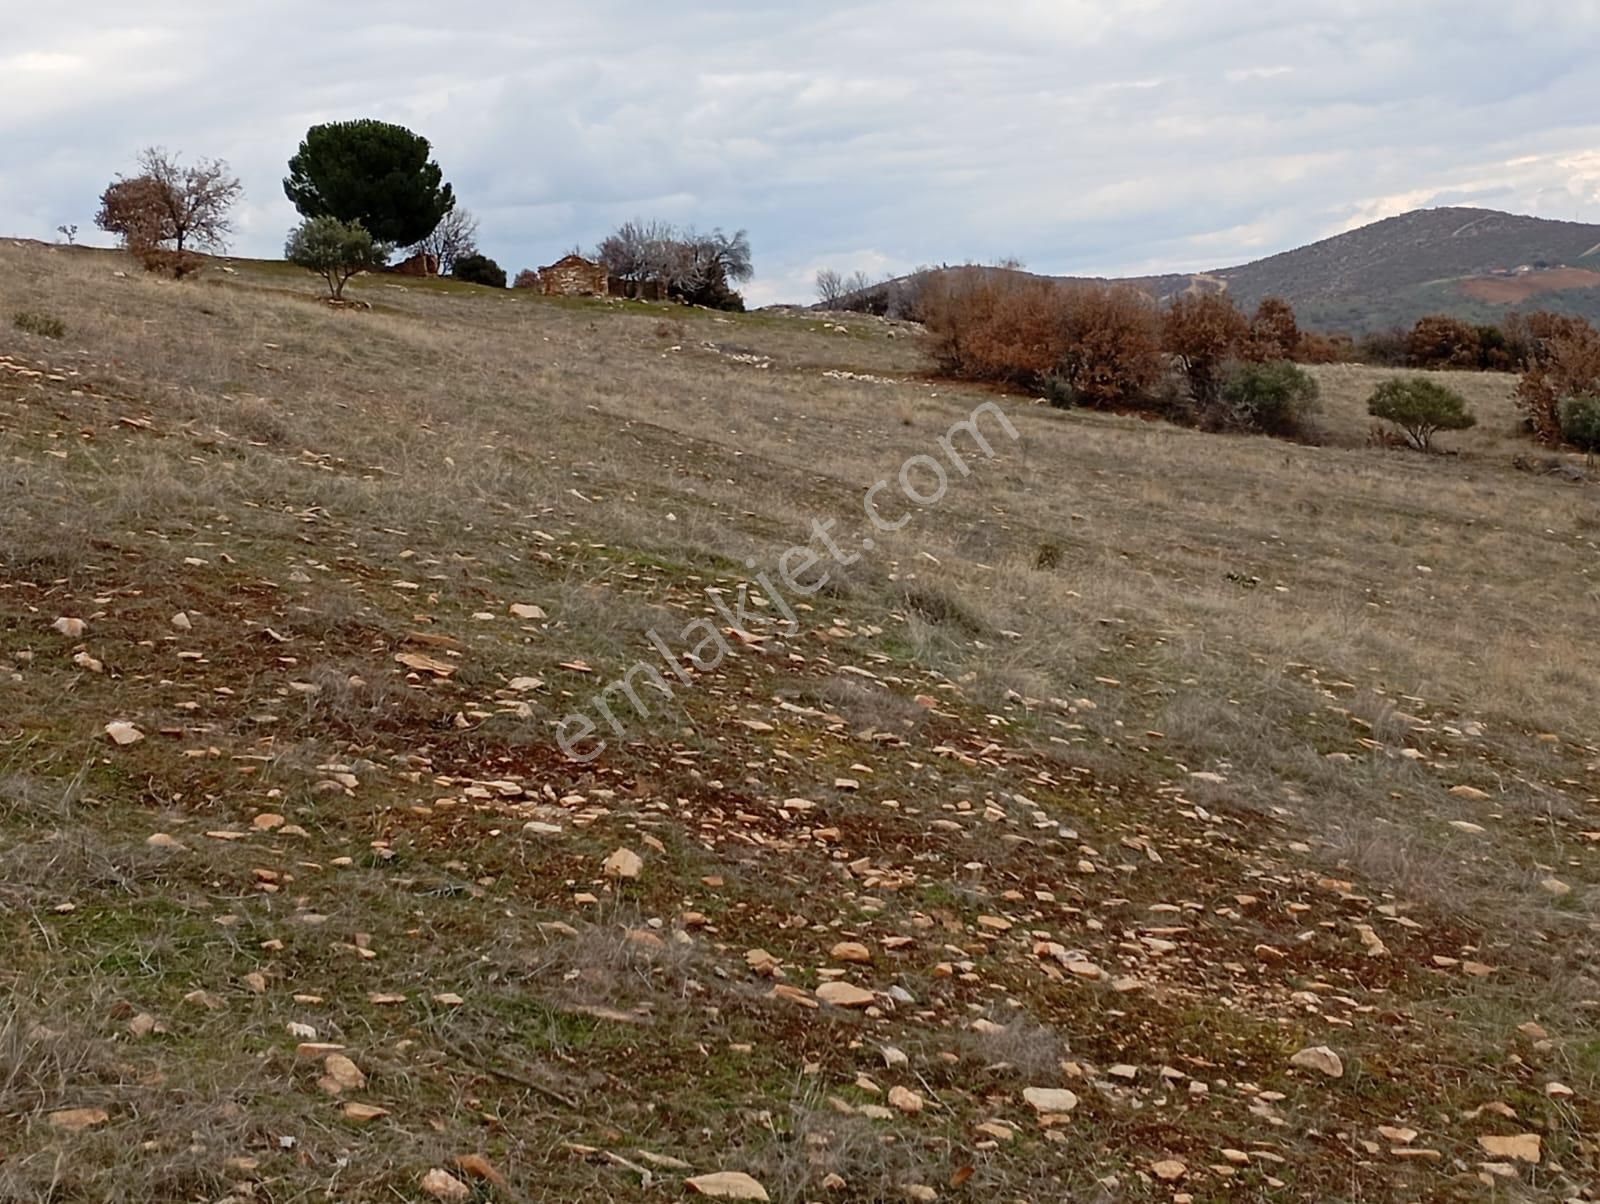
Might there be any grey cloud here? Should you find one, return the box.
[3,2,1598,304]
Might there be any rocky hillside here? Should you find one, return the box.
[2,240,1596,1202]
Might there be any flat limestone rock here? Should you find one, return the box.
[686,1171,772,1200]
[1022,1087,1080,1114]
[1289,1046,1344,1078]
[815,981,876,1008]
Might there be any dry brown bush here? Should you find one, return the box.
[1162,292,1248,403]
[923,272,1161,407]
[1243,296,1299,362]
[1054,283,1164,408]
[1295,330,1353,363]
[1406,314,1481,369]
[1512,312,1600,444]
[131,245,204,279]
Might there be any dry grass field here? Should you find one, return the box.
[1,239,1597,1203]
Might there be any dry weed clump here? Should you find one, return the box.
[12,309,65,338]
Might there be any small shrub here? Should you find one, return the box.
[13,311,65,339]
[1358,328,1409,367]
[1367,377,1476,452]
[1559,395,1600,452]
[1406,314,1480,369]
[512,268,539,289]
[285,216,392,300]
[1219,360,1320,437]
[453,253,507,288]
[1296,331,1354,364]
[132,245,204,279]
[1474,324,1515,372]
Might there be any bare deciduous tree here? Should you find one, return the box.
[595,219,680,286]
[816,268,876,309]
[816,268,845,306]
[596,221,754,309]
[410,207,479,276]
[95,147,242,255]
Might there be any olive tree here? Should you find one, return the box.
[1367,377,1476,452]
[285,217,392,301]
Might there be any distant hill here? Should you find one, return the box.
[852,208,1600,333]
[1120,207,1600,333]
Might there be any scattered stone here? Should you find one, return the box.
[104,721,144,746]
[889,1085,924,1114]
[685,1171,772,1200]
[1477,1134,1541,1163]
[815,982,877,1009]
[830,941,872,964]
[47,1107,109,1132]
[420,1168,471,1201]
[321,1054,365,1094]
[52,617,87,638]
[1023,1087,1079,1115]
[603,848,643,880]
[1289,1046,1344,1078]
[1151,1159,1187,1182]
[395,651,455,677]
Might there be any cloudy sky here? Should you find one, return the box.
[5,1,1600,303]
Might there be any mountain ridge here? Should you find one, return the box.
[858,207,1600,333]
[1083,206,1600,331]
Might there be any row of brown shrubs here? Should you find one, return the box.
[922,274,1319,432]
[923,272,1600,449]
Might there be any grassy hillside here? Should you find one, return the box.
[2,241,1597,1202]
